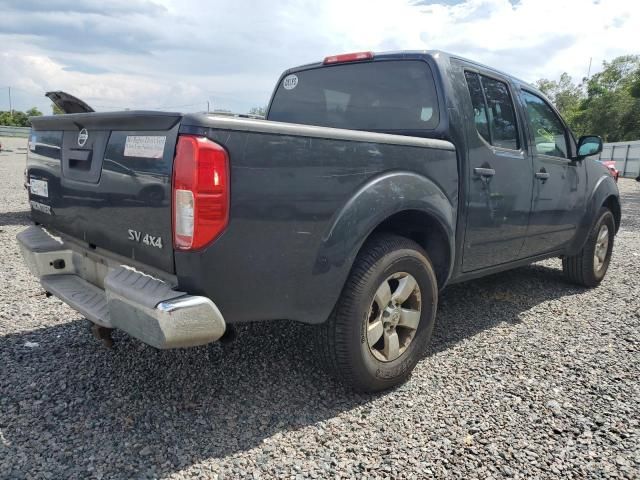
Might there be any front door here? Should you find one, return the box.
[518,90,586,257]
[462,70,533,272]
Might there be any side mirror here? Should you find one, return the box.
[577,135,603,159]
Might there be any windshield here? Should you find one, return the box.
[268,60,440,133]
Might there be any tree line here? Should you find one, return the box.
[535,55,640,142]
[0,107,42,127]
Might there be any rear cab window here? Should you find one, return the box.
[268,60,440,134]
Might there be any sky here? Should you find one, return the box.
[0,0,638,115]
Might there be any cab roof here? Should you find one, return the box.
[285,49,535,90]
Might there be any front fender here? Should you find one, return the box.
[567,173,619,255]
[313,171,456,276]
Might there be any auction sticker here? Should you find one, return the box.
[283,74,298,90]
[124,135,166,158]
[29,178,48,198]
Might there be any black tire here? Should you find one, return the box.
[316,234,438,392]
[562,207,615,287]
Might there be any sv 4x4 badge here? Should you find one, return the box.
[128,229,163,249]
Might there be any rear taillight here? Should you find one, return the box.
[323,51,374,64]
[172,135,229,250]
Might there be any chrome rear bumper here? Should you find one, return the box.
[17,225,226,349]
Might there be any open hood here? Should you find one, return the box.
[45,91,95,114]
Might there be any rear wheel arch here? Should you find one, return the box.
[310,171,455,324]
[364,209,453,289]
[315,171,455,277]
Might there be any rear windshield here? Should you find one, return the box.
[268,60,440,132]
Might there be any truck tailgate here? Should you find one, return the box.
[27,112,181,273]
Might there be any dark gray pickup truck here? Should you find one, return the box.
[19,50,620,391]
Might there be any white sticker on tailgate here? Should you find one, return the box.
[29,178,48,198]
[124,135,166,158]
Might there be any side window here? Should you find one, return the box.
[481,77,519,150]
[464,71,519,150]
[464,72,491,144]
[521,91,568,158]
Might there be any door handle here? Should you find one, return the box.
[473,167,496,177]
[535,170,550,180]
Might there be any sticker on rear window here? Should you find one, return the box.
[283,74,298,90]
[124,136,166,158]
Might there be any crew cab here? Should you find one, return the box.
[18,51,620,391]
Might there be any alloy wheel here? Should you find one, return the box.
[366,272,422,362]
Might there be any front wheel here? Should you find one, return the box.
[316,234,438,392]
[562,207,615,287]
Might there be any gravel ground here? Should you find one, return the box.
[0,135,638,479]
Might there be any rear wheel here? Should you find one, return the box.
[562,207,615,287]
[316,234,438,392]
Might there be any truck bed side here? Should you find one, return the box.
[176,115,457,324]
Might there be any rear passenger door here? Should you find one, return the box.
[461,70,533,272]
[517,90,586,256]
